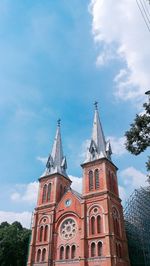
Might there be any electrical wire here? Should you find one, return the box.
[140,0,150,24]
[143,0,150,18]
[136,0,150,32]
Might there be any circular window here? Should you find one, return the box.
[60,218,77,240]
[94,208,98,213]
[65,199,72,207]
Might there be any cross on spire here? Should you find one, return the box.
[94,101,98,110]
[57,118,61,127]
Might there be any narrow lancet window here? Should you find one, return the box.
[39,226,43,242]
[97,215,101,233]
[71,245,76,259]
[42,184,47,203]
[98,242,102,256]
[66,246,70,259]
[89,171,93,191]
[42,248,46,261]
[91,243,96,257]
[47,183,51,201]
[112,207,120,236]
[91,216,95,235]
[44,225,48,241]
[60,246,64,260]
[95,169,99,189]
[37,249,41,262]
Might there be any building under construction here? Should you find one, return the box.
[124,186,150,266]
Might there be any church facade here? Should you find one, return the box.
[27,106,130,266]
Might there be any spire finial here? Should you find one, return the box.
[94,101,98,110]
[57,118,61,127]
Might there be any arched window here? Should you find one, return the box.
[66,245,70,259]
[60,246,64,260]
[89,171,93,191]
[42,184,47,203]
[112,207,120,236]
[37,249,41,262]
[97,215,101,234]
[39,226,43,242]
[42,248,46,261]
[118,244,122,258]
[91,243,96,257]
[47,183,51,201]
[91,216,95,235]
[44,225,48,241]
[95,169,99,189]
[98,242,102,256]
[71,245,76,259]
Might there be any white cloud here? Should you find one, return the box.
[120,166,147,188]
[118,185,127,204]
[37,156,48,164]
[11,192,21,201]
[107,136,127,156]
[69,175,82,194]
[79,139,90,160]
[119,166,147,204]
[0,211,32,229]
[96,45,117,66]
[11,181,39,205]
[89,0,150,102]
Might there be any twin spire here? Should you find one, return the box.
[43,103,112,177]
[45,119,67,177]
[85,102,112,163]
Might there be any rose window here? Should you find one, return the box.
[60,219,77,240]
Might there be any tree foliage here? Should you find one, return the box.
[125,99,150,172]
[0,221,31,266]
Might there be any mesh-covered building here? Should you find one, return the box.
[124,186,150,266]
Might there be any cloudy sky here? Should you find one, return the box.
[0,0,150,228]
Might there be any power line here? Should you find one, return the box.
[143,0,150,18]
[136,0,150,32]
[140,0,150,24]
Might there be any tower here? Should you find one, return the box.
[27,105,130,266]
[27,120,71,266]
[81,103,130,266]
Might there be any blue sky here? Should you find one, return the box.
[0,0,149,228]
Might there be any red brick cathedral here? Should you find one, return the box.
[27,105,130,266]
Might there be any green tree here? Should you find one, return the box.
[125,92,150,175]
[0,221,31,266]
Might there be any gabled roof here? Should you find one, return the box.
[71,189,82,201]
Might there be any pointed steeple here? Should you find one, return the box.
[84,102,112,163]
[44,119,68,177]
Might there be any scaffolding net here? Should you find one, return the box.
[124,186,150,266]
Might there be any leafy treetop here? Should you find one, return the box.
[125,97,150,174]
